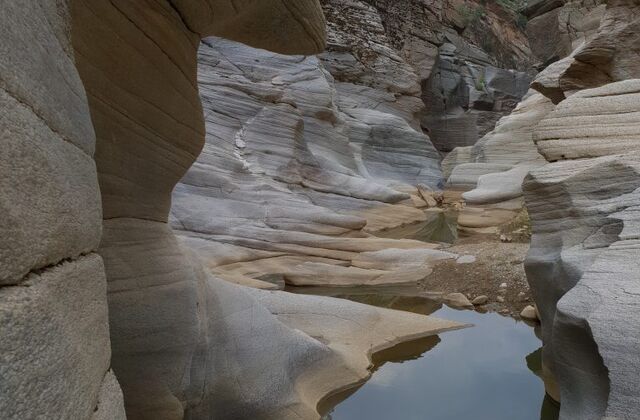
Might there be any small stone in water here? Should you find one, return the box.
[499,282,508,289]
[496,296,505,303]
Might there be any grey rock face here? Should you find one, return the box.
[424,36,533,152]
[535,79,640,161]
[444,90,554,203]
[171,34,444,254]
[524,154,640,419]
[522,2,640,417]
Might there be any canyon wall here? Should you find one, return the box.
[1,2,464,419]
[444,0,607,232]
[322,0,536,154]
[442,2,640,416]
[0,2,124,419]
[524,1,640,417]
[172,0,537,289]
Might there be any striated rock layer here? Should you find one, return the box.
[2,1,465,420]
[523,1,640,418]
[442,0,609,232]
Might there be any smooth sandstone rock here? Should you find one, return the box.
[524,153,640,419]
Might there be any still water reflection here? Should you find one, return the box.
[321,306,559,420]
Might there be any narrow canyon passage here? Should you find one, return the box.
[3,1,640,419]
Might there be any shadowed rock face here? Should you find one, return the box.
[320,0,535,153]
[0,2,119,419]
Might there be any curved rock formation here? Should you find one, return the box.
[523,1,640,418]
[442,0,609,232]
[2,1,465,420]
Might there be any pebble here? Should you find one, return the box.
[496,296,505,303]
[499,282,508,289]
[444,293,474,309]
[472,295,489,305]
[520,305,539,321]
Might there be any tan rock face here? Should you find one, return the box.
[3,0,328,419]
[0,2,120,419]
[68,0,332,418]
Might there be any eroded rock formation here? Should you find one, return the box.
[523,1,640,418]
[1,2,120,419]
[440,2,640,415]
[443,0,608,232]
[2,1,465,419]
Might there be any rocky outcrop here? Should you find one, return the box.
[171,35,451,288]
[442,0,610,232]
[525,153,640,419]
[423,35,532,152]
[424,1,535,152]
[1,2,121,419]
[525,0,606,68]
[535,80,640,160]
[446,90,554,197]
[2,2,467,420]
[523,1,640,418]
[321,0,535,153]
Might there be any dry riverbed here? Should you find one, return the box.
[427,238,534,317]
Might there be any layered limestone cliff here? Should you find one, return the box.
[323,0,535,153]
